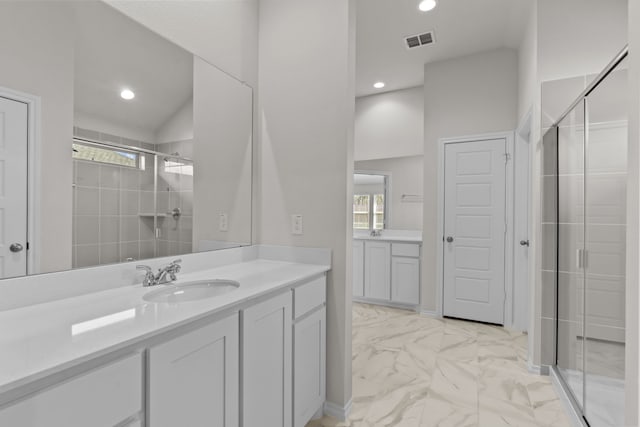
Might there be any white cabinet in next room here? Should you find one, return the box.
[391,256,420,305]
[364,241,391,300]
[148,312,240,427]
[352,240,364,297]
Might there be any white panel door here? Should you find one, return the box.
[0,96,28,278]
[391,256,420,305]
[364,241,390,300]
[443,139,506,324]
[352,240,364,297]
[243,291,292,427]
[149,313,239,427]
[293,306,326,427]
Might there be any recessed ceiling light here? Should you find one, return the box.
[120,89,135,100]
[418,0,437,12]
[373,82,385,89]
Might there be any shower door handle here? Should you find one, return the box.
[576,249,588,270]
[577,249,582,269]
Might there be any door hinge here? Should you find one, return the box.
[504,152,511,163]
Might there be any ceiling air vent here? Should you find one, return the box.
[404,31,435,49]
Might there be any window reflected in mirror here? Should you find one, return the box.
[353,173,389,231]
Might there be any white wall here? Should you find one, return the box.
[355,86,423,161]
[105,0,258,88]
[74,110,155,143]
[355,156,423,230]
[538,0,627,84]
[422,48,518,312]
[193,58,252,248]
[257,0,355,411]
[517,3,537,124]
[155,98,194,144]
[0,2,74,274]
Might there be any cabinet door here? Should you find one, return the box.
[352,240,364,297]
[243,292,292,427]
[391,257,420,305]
[293,307,326,427]
[364,241,391,300]
[0,354,142,427]
[149,313,239,427]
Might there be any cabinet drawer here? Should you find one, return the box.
[391,243,420,257]
[0,353,142,427]
[293,276,326,319]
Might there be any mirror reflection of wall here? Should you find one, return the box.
[354,156,423,231]
[354,87,424,232]
[0,1,253,277]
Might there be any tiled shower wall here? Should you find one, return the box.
[72,127,193,268]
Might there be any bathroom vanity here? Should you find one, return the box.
[0,245,329,427]
[352,230,422,310]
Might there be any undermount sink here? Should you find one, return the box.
[143,279,240,303]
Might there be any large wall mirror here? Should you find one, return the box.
[0,1,253,278]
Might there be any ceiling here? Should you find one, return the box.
[74,1,193,137]
[356,0,530,97]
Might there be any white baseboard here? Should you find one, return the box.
[419,309,440,319]
[527,361,549,376]
[324,399,352,421]
[353,297,418,312]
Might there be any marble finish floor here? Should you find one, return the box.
[307,303,571,427]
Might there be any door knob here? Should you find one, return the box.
[9,243,23,253]
[446,236,454,243]
[520,240,530,247]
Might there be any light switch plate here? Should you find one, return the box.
[219,213,228,232]
[291,214,303,235]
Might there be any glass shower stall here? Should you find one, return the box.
[545,49,627,427]
[72,137,194,268]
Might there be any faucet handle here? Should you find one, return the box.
[171,259,182,265]
[136,265,156,287]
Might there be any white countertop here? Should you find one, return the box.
[0,259,329,396]
[353,229,422,243]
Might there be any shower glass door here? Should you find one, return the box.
[556,99,585,409]
[155,153,194,257]
[583,58,627,427]
[556,56,627,427]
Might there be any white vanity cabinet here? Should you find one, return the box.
[293,276,326,427]
[354,239,421,309]
[0,353,143,427]
[148,312,239,427]
[364,241,391,300]
[352,240,364,297]
[242,291,293,427]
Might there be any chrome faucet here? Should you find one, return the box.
[136,259,182,287]
[370,229,382,237]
